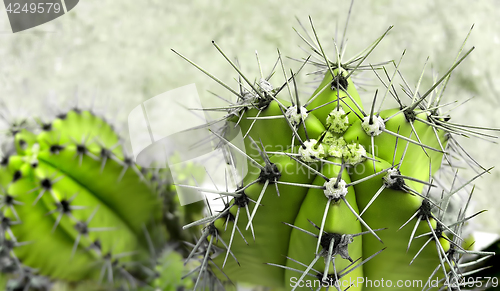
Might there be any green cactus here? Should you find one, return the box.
[0,108,160,286]
[0,108,205,290]
[175,11,497,291]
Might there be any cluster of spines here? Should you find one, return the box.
[173,4,499,291]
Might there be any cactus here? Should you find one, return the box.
[174,10,498,291]
[0,108,204,290]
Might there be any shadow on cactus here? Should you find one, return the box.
[0,108,203,290]
[173,5,499,291]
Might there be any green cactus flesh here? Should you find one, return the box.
[0,109,162,284]
[177,16,496,291]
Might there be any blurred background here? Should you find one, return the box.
[0,0,499,266]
